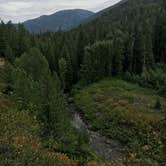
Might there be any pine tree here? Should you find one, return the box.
[81,46,94,84]
[154,98,161,110]
[154,9,166,63]
[81,41,113,84]
[61,46,73,89]
[17,24,30,56]
[111,38,124,76]
[132,25,145,74]
[58,57,67,90]
[0,23,7,55]
[76,29,88,76]
[5,45,14,63]
[15,48,50,81]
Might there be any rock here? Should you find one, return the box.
[70,103,126,161]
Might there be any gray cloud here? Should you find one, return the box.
[0,0,121,23]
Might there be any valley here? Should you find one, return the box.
[73,79,166,164]
[70,102,126,161]
[0,0,166,165]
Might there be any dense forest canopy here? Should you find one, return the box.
[1,0,166,87]
[0,0,166,165]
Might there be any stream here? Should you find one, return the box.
[69,102,126,161]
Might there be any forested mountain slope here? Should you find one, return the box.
[23,9,94,33]
[0,0,166,165]
[70,0,166,89]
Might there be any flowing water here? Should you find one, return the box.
[69,103,126,161]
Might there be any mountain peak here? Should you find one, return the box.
[24,9,94,33]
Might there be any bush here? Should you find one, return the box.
[154,98,161,110]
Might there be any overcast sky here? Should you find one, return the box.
[0,0,121,23]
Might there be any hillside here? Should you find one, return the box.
[0,0,166,165]
[74,79,166,165]
[67,0,166,88]
[0,65,79,165]
[23,9,94,33]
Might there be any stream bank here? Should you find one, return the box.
[68,102,126,161]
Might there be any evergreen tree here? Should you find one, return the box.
[81,41,113,84]
[111,38,124,76]
[154,10,166,63]
[17,24,31,56]
[61,46,73,90]
[58,57,67,90]
[132,26,145,74]
[5,45,14,63]
[13,47,69,138]
[15,48,50,81]
[0,23,7,55]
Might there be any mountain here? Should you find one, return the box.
[23,9,94,33]
[79,0,158,29]
[70,0,166,83]
[0,0,166,165]
[85,0,128,22]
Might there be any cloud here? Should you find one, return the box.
[0,0,121,23]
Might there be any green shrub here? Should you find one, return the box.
[74,79,166,164]
[154,98,161,110]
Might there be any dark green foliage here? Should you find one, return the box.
[1,0,166,164]
[81,39,125,84]
[123,64,166,92]
[0,22,7,55]
[3,63,13,82]
[1,0,166,88]
[17,24,31,55]
[15,48,50,81]
[58,57,67,90]
[5,46,14,63]
[81,41,113,83]
[13,48,66,135]
[76,0,165,84]
[0,22,31,60]
[154,98,161,110]
[60,46,74,90]
[159,86,166,98]
[11,47,92,161]
[154,9,166,63]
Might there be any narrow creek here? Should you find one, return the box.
[69,102,126,161]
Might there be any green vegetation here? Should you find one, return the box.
[0,50,92,165]
[0,108,77,166]
[0,0,166,165]
[5,48,93,161]
[0,65,77,165]
[74,79,166,165]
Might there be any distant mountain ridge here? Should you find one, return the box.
[23,9,94,33]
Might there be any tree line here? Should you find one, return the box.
[0,0,166,161]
